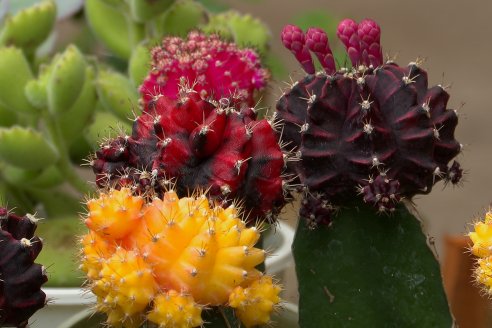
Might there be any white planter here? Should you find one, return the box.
[30,288,94,328]
[30,221,295,328]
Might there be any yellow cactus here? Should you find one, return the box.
[147,290,203,328]
[469,210,492,295]
[474,257,492,292]
[85,187,143,239]
[469,218,492,257]
[80,231,115,280]
[80,188,281,327]
[229,276,282,327]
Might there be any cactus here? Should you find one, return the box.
[277,18,460,326]
[468,211,492,295]
[0,207,47,327]
[277,19,462,224]
[139,31,269,109]
[80,187,281,328]
[92,89,288,223]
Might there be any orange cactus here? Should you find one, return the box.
[80,188,281,327]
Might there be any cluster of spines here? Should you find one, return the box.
[91,87,295,224]
[275,18,463,226]
[80,188,281,327]
[140,31,268,109]
[0,208,47,328]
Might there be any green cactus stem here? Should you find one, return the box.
[293,200,453,327]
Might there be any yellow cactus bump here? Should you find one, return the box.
[469,210,492,294]
[80,188,281,327]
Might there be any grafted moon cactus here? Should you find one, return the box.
[0,208,47,328]
[91,90,289,223]
[276,19,463,226]
[140,31,268,109]
[80,188,281,328]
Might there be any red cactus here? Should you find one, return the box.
[140,31,268,110]
[276,19,462,225]
[92,91,288,222]
[0,208,47,327]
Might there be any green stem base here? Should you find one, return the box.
[293,201,453,327]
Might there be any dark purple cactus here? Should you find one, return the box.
[276,19,463,226]
[0,208,47,327]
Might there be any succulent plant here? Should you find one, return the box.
[0,0,99,217]
[201,10,271,54]
[92,88,288,223]
[0,207,47,327]
[0,0,274,219]
[80,187,281,328]
[276,19,463,226]
[280,18,460,327]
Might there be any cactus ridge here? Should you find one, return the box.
[92,89,291,223]
[277,19,463,225]
[0,208,47,328]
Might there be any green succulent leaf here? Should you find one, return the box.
[28,165,64,189]
[85,0,145,59]
[127,0,175,22]
[203,11,271,54]
[97,69,139,121]
[59,66,97,144]
[1,165,40,186]
[0,126,59,170]
[25,79,47,109]
[128,41,152,87]
[86,109,132,147]
[0,103,16,127]
[0,180,35,215]
[196,0,228,13]
[293,201,453,327]
[24,60,56,109]
[0,47,37,114]
[0,0,56,55]
[47,44,87,114]
[2,165,63,189]
[157,0,208,37]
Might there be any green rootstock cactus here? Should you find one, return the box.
[276,18,460,326]
[294,203,452,327]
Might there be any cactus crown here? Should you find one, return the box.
[140,31,269,109]
[276,18,463,227]
[92,86,291,224]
